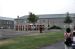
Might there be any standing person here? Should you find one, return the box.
[39,25,43,33]
[64,28,72,49]
[71,26,75,49]
[72,31,75,49]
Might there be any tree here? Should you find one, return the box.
[64,12,72,28]
[48,19,50,27]
[27,12,39,24]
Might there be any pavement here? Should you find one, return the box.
[39,41,64,49]
[0,29,63,39]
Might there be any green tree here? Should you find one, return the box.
[64,12,72,28]
[27,12,39,24]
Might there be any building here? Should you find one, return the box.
[0,16,14,29]
[14,13,75,31]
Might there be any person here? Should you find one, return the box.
[72,31,75,49]
[64,28,72,49]
[71,26,75,49]
[39,25,43,33]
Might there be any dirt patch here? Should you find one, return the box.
[0,40,16,46]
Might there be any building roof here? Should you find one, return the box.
[19,13,75,19]
[0,16,14,21]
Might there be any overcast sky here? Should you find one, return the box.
[0,0,75,18]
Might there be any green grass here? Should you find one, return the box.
[0,32,64,49]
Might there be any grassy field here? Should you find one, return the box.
[0,31,64,49]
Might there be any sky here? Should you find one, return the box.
[0,0,75,18]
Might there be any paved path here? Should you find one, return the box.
[39,41,65,49]
[0,29,63,39]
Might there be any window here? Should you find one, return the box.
[43,19,45,22]
[7,22,9,24]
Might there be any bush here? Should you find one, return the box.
[48,25,62,30]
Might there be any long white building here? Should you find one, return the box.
[14,13,75,30]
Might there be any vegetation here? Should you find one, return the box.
[48,25,62,30]
[0,32,64,49]
[64,12,72,28]
[27,12,39,24]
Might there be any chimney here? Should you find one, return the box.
[17,16,19,19]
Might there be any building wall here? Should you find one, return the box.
[14,14,75,30]
[0,20,14,29]
[37,17,75,28]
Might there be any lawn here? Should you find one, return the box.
[0,31,64,49]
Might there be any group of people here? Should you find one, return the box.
[64,27,75,49]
